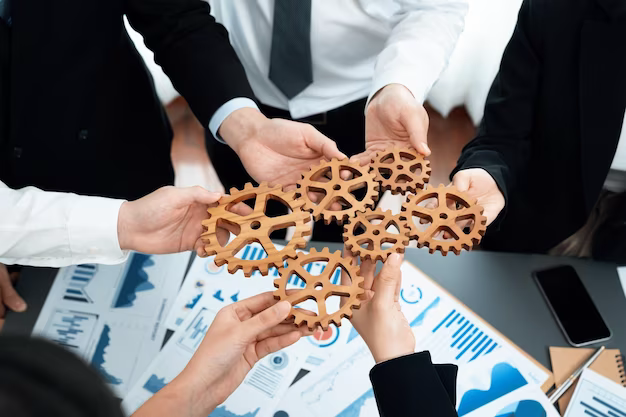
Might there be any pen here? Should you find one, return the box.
[549,346,606,404]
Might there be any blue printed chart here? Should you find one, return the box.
[42,309,99,355]
[564,369,626,417]
[111,253,160,315]
[177,308,211,353]
[61,264,98,303]
[495,400,547,417]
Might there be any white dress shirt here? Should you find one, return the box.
[604,110,626,193]
[209,0,468,119]
[0,181,128,267]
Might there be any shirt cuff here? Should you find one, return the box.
[208,98,259,143]
[67,196,129,265]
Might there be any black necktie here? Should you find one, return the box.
[269,0,313,99]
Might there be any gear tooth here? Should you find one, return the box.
[229,186,240,195]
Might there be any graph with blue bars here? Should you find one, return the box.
[63,264,98,303]
[113,253,156,308]
[44,309,98,354]
[570,376,626,417]
[430,308,498,363]
[178,308,209,353]
[143,374,168,394]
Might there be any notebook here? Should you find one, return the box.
[549,346,625,415]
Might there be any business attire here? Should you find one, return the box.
[452,0,626,263]
[0,0,256,201]
[0,181,127,267]
[206,0,467,241]
[370,351,458,417]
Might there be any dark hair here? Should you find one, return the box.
[0,336,124,417]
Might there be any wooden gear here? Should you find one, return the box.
[400,184,487,255]
[370,147,431,195]
[273,248,364,330]
[201,182,312,276]
[296,158,379,225]
[343,209,411,262]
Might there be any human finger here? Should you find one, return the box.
[255,331,302,360]
[302,126,347,160]
[256,323,313,341]
[401,107,430,156]
[0,266,26,313]
[372,253,403,306]
[241,300,292,340]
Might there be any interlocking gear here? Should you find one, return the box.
[273,248,364,330]
[343,209,411,262]
[201,182,312,276]
[400,184,487,255]
[370,147,431,195]
[296,158,379,225]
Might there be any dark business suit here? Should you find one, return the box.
[452,0,626,259]
[370,352,458,417]
[0,0,253,200]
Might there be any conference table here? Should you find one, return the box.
[4,243,626,372]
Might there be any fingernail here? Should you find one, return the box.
[275,301,291,316]
[418,143,430,155]
[14,301,27,312]
[389,253,403,265]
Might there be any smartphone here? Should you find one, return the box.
[533,265,611,347]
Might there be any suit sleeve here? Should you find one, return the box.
[125,0,255,127]
[450,0,544,205]
[369,351,458,417]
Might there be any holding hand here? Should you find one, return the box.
[342,253,415,363]
[219,108,346,188]
[352,84,430,165]
[0,264,26,328]
[452,168,505,226]
[133,292,310,417]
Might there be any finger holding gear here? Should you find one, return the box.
[400,184,487,255]
[273,248,365,330]
[201,182,312,276]
[371,147,431,195]
[296,158,379,225]
[343,209,410,262]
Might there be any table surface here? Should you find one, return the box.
[4,244,626,371]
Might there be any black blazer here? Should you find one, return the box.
[452,0,626,254]
[370,352,458,417]
[0,0,254,200]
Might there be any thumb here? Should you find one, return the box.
[452,171,471,193]
[303,126,347,160]
[184,186,222,206]
[372,253,403,306]
[401,109,430,156]
[242,301,292,340]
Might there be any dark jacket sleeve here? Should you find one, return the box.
[451,0,544,207]
[369,351,458,417]
[125,0,255,127]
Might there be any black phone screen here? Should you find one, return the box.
[534,265,611,346]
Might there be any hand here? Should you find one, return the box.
[219,108,346,188]
[0,264,26,327]
[342,253,415,363]
[452,168,505,226]
[133,293,310,417]
[352,84,430,165]
[117,186,226,255]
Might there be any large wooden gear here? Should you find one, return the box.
[370,147,431,195]
[343,209,411,262]
[201,182,312,276]
[273,248,364,330]
[296,158,379,225]
[400,184,487,255]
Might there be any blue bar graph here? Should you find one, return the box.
[143,374,168,394]
[431,309,498,362]
[63,264,98,303]
[44,309,98,354]
[178,309,209,352]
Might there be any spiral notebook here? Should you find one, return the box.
[549,346,625,415]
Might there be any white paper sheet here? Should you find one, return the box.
[272,261,550,417]
[564,368,626,417]
[31,252,190,397]
[618,267,626,300]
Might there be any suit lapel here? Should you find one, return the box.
[579,17,626,211]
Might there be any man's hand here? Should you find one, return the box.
[0,264,26,327]
[452,168,505,226]
[133,293,310,417]
[352,84,430,165]
[342,253,415,363]
[117,186,227,256]
[219,108,346,188]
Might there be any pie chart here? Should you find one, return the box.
[495,400,547,417]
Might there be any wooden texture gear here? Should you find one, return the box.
[201,182,312,276]
[343,209,411,262]
[400,184,487,255]
[273,248,364,330]
[371,147,431,195]
[296,158,379,224]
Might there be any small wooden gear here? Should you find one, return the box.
[370,147,431,195]
[201,182,312,276]
[400,184,487,255]
[343,209,411,262]
[273,248,364,330]
[296,158,379,225]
